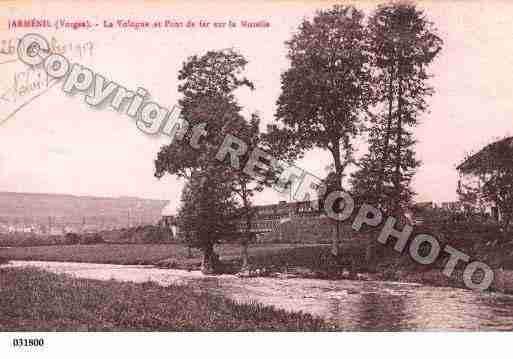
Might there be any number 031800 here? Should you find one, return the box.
[12,338,44,347]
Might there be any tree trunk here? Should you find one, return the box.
[241,237,249,270]
[367,69,395,268]
[331,144,343,258]
[393,74,404,215]
[241,217,251,271]
[240,185,252,272]
[201,243,218,274]
[365,240,382,272]
[377,68,395,200]
[331,222,340,257]
[500,211,512,241]
[365,241,373,264]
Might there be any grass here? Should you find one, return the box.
[0,242,320,267]
[210,241,368,276]
[0,243,192,265]
[2,220,510,290]
[0,238,368,276]
[0,267,328,331]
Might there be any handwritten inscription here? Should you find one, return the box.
[1,36,94,59]
[1,68,51,104]
[0,37,94,125]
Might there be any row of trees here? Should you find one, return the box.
[155,3,443,273]
[266,4,442,256]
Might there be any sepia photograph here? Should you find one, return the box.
[1,0,513,356]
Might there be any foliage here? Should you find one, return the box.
[154,49,254,181]
[65,232,81,245]
[351,3,442,213]
[221,113,277,270]
[265,5,372,255]
[113,225,173,244]
[176,171,237,251]
[154,49,259,272]
[266,5,370,170]
[457,136,513,233]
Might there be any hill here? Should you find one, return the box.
[0,191,168,230]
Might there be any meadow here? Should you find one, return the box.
[0,242,326,268]
[2,220,510,290]
[0,243,197,265]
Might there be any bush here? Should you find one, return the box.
[0,233,67,247]
[80,233,104,245]
[141,226,173,243]
[64,233,80,245]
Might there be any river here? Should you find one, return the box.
[4,260,513,330]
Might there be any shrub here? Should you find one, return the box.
[80,233,104,245]
[0,233,67,247]
[64,232,81,245]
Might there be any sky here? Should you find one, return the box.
[1,1,513,213]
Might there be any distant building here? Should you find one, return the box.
[440,201,464,213]
[0,224,9,233]
[456,136,513,221]
[81,224,102,234]
[160,199,327,240]
[48,227,63,236]
[62,225,76,234]
[413,201,434,211]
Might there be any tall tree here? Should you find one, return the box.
[265,5,372,257]
[176,167,237,273]
[351,2,442,215]
[218,112,269,272]
[154,49,254,273]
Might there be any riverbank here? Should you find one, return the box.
[4,260,513,330]
[0,243,318,266]
[0,267,328,331]
[153,240,512,294]
[2,221,513,294]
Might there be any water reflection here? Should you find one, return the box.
[4,261,513,331]
[353,283,409,331]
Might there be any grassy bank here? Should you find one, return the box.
[0,267,328,331]
[2,221,511,291]
[0,243,193,265]
[0,243,311,267]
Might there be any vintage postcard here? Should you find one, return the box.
[1,0,512,356]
